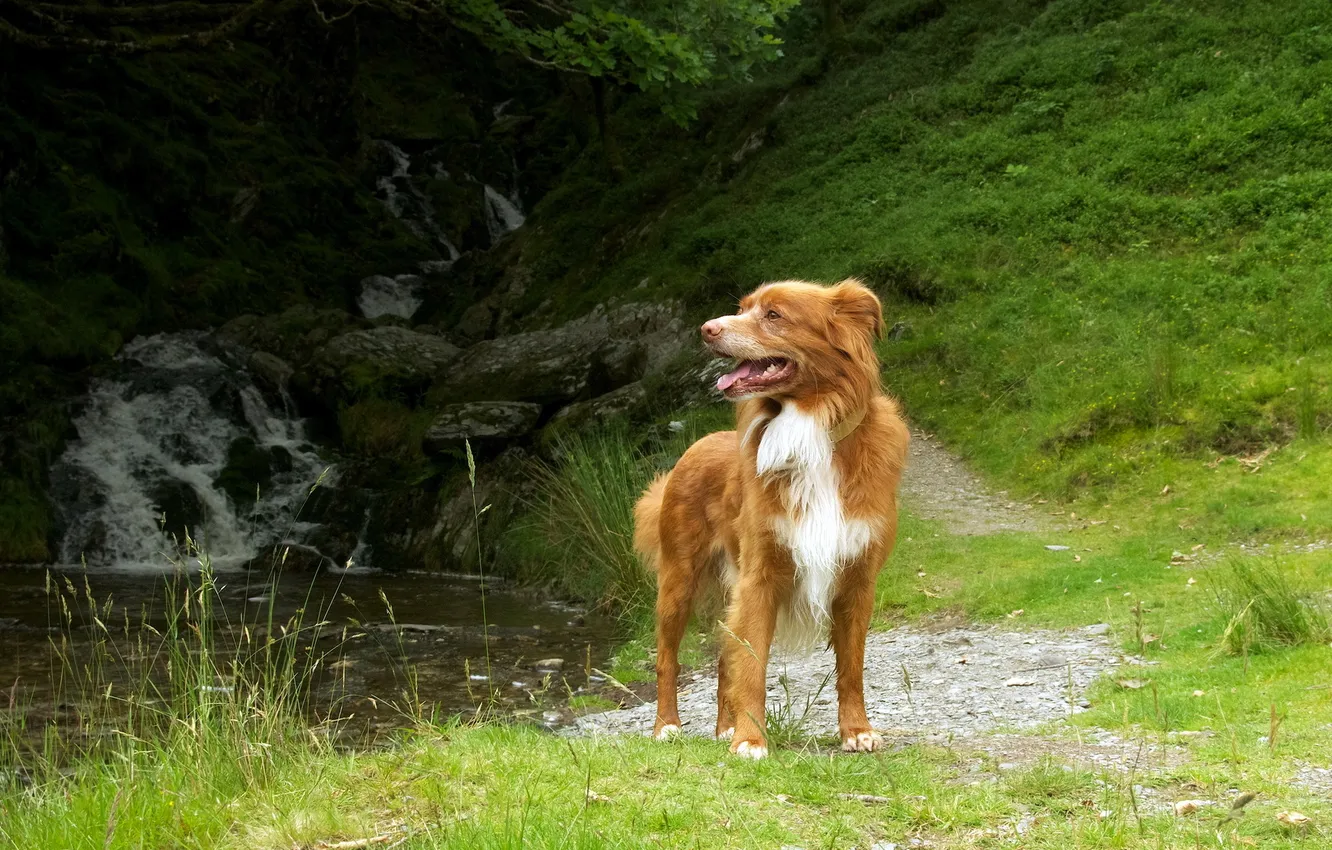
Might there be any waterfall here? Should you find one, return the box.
[50,333,330,571]
[373,140,462,264]
[483,184,526,244]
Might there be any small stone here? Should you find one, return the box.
[1086,623,1111,635]
[1045,545,1070,551]
[535,657,564,671]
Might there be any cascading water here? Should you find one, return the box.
[483,184,526,244]
[50,333,329,571]
[373,140,462,264]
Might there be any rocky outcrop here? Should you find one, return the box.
[208,295,703,574]
[424,402,543,452]
[310,326,460,401]
[546,382,649,433]
[430,301,688,409]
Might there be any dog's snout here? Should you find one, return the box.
[701,319,724,341]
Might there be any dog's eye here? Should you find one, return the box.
[765,309,781,321]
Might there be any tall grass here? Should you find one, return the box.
[520,427,658,625]
[1213,557,1331,656]
[0,526,424,833]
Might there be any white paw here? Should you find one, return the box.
[733,740,768,760]
[654,724,681,741]
[715,727,735,741]
[841,731,884,753]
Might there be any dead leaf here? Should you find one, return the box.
[1187,577,1197,586]
[586,790,613,804]
[1073,555,1082,562]
[1192,690,1206,697]
[1007,609,1025,618]
[1191,543,1205,551]
[922,588,941,598]
[1161,485,1171,496]
[1173,800,1212,816]
[1277,811,1311,828]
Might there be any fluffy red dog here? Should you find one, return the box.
[633,278,909,758]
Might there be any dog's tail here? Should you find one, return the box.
[632,473,669,573]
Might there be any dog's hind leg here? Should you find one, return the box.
[652,550,699,739]
[714,651,734,740]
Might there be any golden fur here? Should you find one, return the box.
[634,279,909,757]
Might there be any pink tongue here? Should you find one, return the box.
[717,361,755,391]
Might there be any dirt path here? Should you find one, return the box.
[899,429,1050,535]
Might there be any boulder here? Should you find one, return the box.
[547,382,649,433]
[311,326,460,400]
[247,351,293,393]
[431,301,688,408]
[424,401,543,453]
[215,305,353,364]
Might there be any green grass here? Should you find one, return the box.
[1212,556,1331,656]
[509,0,1332,534]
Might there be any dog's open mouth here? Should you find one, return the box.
[716,357,796,397]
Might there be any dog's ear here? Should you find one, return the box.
[830,278,884,340]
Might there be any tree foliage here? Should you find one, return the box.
[1,0,796,120]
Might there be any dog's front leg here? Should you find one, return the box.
[830,547,887,752]
[721,544,791,759]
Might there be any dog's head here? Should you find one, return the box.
[702,279,884,401]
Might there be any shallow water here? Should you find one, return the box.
[0,565,619,744]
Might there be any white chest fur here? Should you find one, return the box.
[755,405,874,645]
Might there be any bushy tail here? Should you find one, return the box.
[632,473,669,573]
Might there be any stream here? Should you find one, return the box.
[0,565,618,745]
[0,140,615,750]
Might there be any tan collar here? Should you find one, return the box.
[828,407,866,444]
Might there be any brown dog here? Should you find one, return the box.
[633,278,909,758]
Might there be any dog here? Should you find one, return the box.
[633,278,908,758]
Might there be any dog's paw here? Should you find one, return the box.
[715,727,735,741]
[841,730,884,753]
[653,724,681,741]
[732,739,768,760]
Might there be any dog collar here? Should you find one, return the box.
[829,407,866,443]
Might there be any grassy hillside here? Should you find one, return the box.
[509,0,1332,536]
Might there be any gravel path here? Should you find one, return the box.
[574,625,1119,740]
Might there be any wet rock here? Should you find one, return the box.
[248,543,329,572]
[214,436,274,508]
[148,478,206,543]
[424,402,543,452]
[535,657,564,671]
[248,351,293,393]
